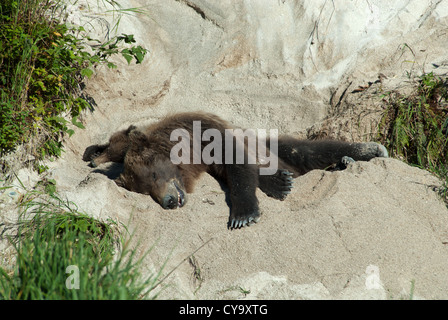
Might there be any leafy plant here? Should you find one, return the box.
[0,0,148,160]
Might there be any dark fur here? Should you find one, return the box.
[83,112,388,229]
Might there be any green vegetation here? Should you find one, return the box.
[378,72,448,168]
[0,189,160,299]
[0,0,147,160]
[0,0,158,300]
[378,72,448,202]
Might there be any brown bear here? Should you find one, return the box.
[83,112,388,229]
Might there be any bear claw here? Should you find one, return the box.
[258,169,294,201]
[228,213,261,230]
[332,156,355,171]
[89,159,98,168]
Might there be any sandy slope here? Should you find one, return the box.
[3,0,448,299]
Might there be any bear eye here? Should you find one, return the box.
[152,172,157,181]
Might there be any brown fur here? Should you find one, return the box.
[83,111,388,228]
[117,112,239,205]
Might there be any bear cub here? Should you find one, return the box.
[83,112,388,229]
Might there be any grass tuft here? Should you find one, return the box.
[0,190,159,300]
[377,72,448,204]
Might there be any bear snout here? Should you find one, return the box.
[161,180,186,209]
[162,194,179,209]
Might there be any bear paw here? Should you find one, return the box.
[258,169,294,200]
[82,144,107,166]
[228,205,261,230]
[333,156,355,171]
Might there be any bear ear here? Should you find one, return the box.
[129,129,149,145]
[125,125,137,135]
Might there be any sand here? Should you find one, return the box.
[2,0,448,299]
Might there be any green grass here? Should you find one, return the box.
[377,72,448,203]
[0,190,161,300]
[0,0,147,161]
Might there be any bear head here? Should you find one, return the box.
[115,129,187,210]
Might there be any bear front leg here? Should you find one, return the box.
[225,164,261,229]
[82,144,109,164]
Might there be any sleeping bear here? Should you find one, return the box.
[83,112,388,229]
